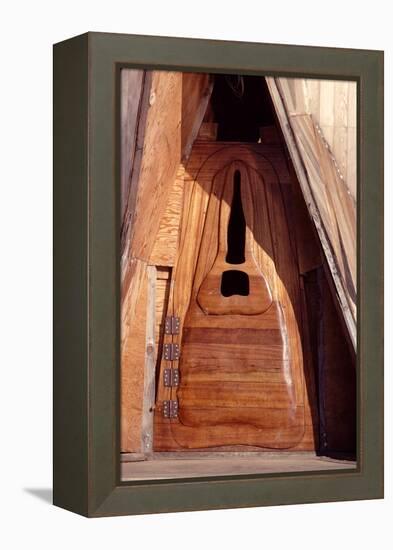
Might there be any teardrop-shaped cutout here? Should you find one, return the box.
[226,170,245,264]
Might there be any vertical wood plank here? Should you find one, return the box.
[347,81,357,128]
[333,126,348,183]
[122,70,182,263]
[149,165,185,266]
[347,82,357,199]
[319,80,335,145]
[181,73,213,161]
[120,69,144,222]
[332,82,349,184]
[333,81,349,127]
[277,78,296,113]
[293,79,307,113]
[303,79,320,116]
[120,260,148,452]
[319,80,335,126]
[347,127,357,199]
[141,266,157,454]
[276,77,356,202]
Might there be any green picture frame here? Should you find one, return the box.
[53,32,383,517]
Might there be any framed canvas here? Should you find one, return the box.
[53,32,383,517]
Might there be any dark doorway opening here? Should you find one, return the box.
[209,74,276,141]
[221,270,250,297]
[226,170,246,264]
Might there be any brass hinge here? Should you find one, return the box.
[163,400,178,419]
[164,316,180,335]
[163,368,179,387]
[163,343,180,361]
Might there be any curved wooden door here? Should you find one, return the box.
[155,144,308,450]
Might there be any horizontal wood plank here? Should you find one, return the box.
[121,454,355,480]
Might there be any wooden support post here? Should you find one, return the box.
[141,265,157,454]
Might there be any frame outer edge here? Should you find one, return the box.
[53,33,90,517]
[358,50,384,496]
[63,32,384,517]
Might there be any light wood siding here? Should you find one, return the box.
[266,77,357,347]
[275,77,357,199]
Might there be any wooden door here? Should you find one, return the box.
[154,143,314,450]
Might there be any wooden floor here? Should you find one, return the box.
[121,452,356,481]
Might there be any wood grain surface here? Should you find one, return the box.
[197,162,272,316]
[154,143,317,450]
[121,70,212,452]
[289,115,356,320]
[122,452,355,481]
[275,77,357,199]
[120,69,144,222]
[120,259,148,452]
[266,77,356,347]
[149,165,185,266]
[121,72,355,456]
[181,73,214,161]
[120,70,182,451]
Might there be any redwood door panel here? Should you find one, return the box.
[154,143,312,450]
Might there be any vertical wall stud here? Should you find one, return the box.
[141,265,157,454]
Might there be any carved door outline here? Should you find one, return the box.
[154,144,310,450]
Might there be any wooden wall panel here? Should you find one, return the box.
[120,69,144,222]
[318,80,335,145]
[149,166,185,266]
[267,77,357,347]
[181,73,213,161]
[140,266,157,455]
[120,259,148,452]
[121,70,212,452]
[121,71,183,452]
[283,164,322,275]
[122,70,182,263]
[289,115,356,320]
[275,77,357,199]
